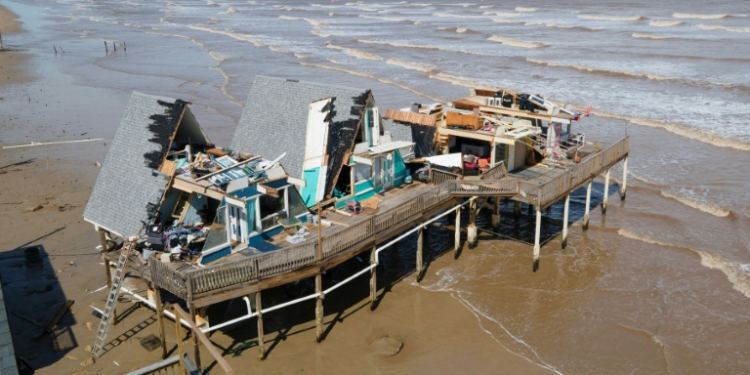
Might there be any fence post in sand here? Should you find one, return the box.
[189,304,201,369]
[54,46,57,54]
[603,168,611,214]
[370,246,377,310]
[562,194,570,249]
[0,31,3,50]
[454,206,461,258]
[584,181,592,231]
[315,272,324,343]
[123,41,127,51]
[492,197,501,231]
[153,284,167,359]
[467,199,478,249]
[621,158,628,201]
[416,226,424,281]
[533,205,542,272]
[113,41,117,51]
[256,292,265,359]
[104,41,108,52]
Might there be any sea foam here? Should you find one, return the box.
[673,13,730,19]
[632,33,670,40]
[488,35,548,49]
[578,15,645,22]
[698,24,750,33]
[649,20,683,27]
[660,190,731,217]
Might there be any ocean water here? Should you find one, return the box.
[4,0,750,373]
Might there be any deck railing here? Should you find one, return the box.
[152,138,628,300]
[480,161,508,180]
[429,168,462,184]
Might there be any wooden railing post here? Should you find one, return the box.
[370,246,377,310]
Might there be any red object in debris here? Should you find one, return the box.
[346,200,363,214]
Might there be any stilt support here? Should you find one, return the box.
[513,201,522,223]
[370,246,377,310]
[99,230,117,324]
[416,227,424,281]
[492,197,501,231]
[189,304,201,370]
[153,285,167,359]
[256,292,266,359]
[173,305,185,375]
[562,195,570,249]
[454,207,461,258]
[622,157,628,200]
[315,273,324,343]
[603,168,611,214]
[584,181,592,231]
[533,205,541,272]
[468,199,478,249]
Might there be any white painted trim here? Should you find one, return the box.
[288,176,306,187]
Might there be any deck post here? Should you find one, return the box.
[603,168,611,214]
[492,197,501,231]
[562,194,570,249]
[454,206,461,257]
[173,305,185,375]
[99,229,118,324]
[584,181,592,231]
[153,284,167,359]
[256,292,265,359]
[513,201,522,222]
[189,304,201,370]
[315,272,324,343]
[533,205,541,272]
[370,246,376,310]
[621,157,628,200]
[416,227,424,281]
[468,199,478,249]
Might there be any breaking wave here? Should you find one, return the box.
[617,229,750,299]
[438,26,479,34]
[591,109,750,152]
[578,15,645,22]
[298,62,442,102]
[492,18,524,24]
[632,33,670,40]
[483,11,521,17]
[386,58,435,73]
[434,13,488,19]
[359,14,409,22]
[357,39,496,57]
[188,25,265,47]
[429,72,496,91]
[649,20,683,27]
[488,35,548,49]
[660,190,731,217]
[542,22,599,31]
[515,7,538,12]
[698,24,750,33]
[673,13,730,19]
[325,43,382,60]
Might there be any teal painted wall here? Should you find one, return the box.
[301,167,320,207]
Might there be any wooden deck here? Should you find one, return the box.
[109,136,629,307]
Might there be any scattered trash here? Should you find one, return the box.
[113,361,120,366]
[89,285,107,294]
[84,345,92,353]
[66,355,78,360]
[139,334,162,352]
[85,321,94,331]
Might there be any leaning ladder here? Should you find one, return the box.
[91,239,134,358]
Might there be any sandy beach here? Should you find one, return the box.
[2,0,750,374]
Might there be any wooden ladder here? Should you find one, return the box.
[91,240,134,358]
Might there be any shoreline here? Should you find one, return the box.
[0,3,556,374]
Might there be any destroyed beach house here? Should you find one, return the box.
[84,78,629,366]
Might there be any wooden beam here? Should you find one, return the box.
[175,305,236,375]
[256,292,265,359]
[153,285,167,359]
[195,155,262,181]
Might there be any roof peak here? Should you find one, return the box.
[254,75,369,94]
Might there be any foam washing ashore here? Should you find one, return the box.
[578,14,645,22]
[649,20,683,27]
[188,25,265,47]
[698,24,750,33]
[437,26,478,34]
[359,14,409,22]
[488,35,548,49]
[617,229,750,299]
[386,58,435,73]
[632,33,670,40]
[483,11,521,17]
[356,39,497,57]
[429,72,496,91]
[416,270,565,375]
[325,43,382,60]
[660,190,731,217]
[673,13,730,19]
[524,22,598,31]
[514,7,538,12]
[591,109,750,152]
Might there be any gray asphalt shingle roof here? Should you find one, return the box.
[230,76,369,179]
[382,118,413,144]
[83,92,184,238]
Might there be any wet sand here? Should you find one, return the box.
[0,4,555,374]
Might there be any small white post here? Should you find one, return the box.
[603,168,611,214]
[467,199,478,248]
[533,205,542,271]
[622,158,628,200]
[562,194,570,249]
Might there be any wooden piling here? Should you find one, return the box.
[468,199,478,249]
[98,229,118,324]
[123,42,126,51]
[584,181,592,231]
[173,305,185,375]
[113,41,116,51]
[454,207,461,258]
[104,41,108,52]
[315,273,324,342]
[622,157,628,200]
[492,197,501,231]
[416,227,424,281]
[603,168,611,214]
[153,284,167,359]
[562,194,570,249]
[256,292,265,359]
[533,205,541,272]
[189,304,201,370]
[0,31,3,50]
[370,246,376,310]
[53,46,57,54]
